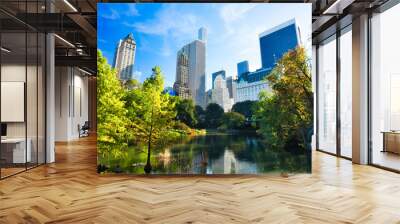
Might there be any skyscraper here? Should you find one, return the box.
[173,51,191,99]
[198,27,207,43]
[212,70,226,89]
[259,18,300,69]
[211,73,233,112]
[237,61,249,78]
[113,33,136,80]
[235,19,300,103]
[176,28,206,108]
[226,76,236,99]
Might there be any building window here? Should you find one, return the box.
[317,35,337,154]
[370,4,400,171]
[340,26,352,158]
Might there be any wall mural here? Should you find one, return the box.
[97,3,313,175]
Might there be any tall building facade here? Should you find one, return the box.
[113,33,136,80]
[176,28,206,108]
[226,76,236,99]
[236,68,271,102]
[198,27,207,43]
[210,73,234,112]
[173,52,191,99]
[212,70,226,89]
[237,60,249,77]
[236,19,300,103]
[259,18,300,69]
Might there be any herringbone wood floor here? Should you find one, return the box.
[1,136,400,224]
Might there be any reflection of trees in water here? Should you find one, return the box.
[253,144,311,173]
[130,133,311,174]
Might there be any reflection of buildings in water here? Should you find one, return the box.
[193,151,208,174]
[209,148,257,174]
[158,148,171,165]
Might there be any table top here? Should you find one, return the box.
[381,131,400,134]
[1,138,29,143]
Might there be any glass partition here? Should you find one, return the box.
[0,31,28,177]
[317,35,337,154]
[371,3,400,171]
[0,1,46,179]
[339,26,352,158]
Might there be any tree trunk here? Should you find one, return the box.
[144,137,152,174]
[144,106,155,174]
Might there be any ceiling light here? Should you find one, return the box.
[54,34,75,48]
[1,47,11,53]
[322,0,355,15]
[63,0,78,12]
[78,67,92,76]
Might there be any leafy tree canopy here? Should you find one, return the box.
[221,112,246,130]
[232,100,257,119]
[175,98,197,128]
[97,50,128,161]
[205,103,224,129]
[194,105,206,129]
[255,46,313,150]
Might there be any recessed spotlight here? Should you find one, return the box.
[63,0,78,12]
[78,67,92,76]
[1,47,11,53]
[54,34,75,48]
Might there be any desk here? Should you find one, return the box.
[1,138,31,163]
[382,131,400,154]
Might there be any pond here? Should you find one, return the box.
[114,132,311,174]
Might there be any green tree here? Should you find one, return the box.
[231,100,256,119]
[221,112,246,130]
[124,79,140,90]
[175,98,197,128]
[256,46,313,150]
[205,103,224,129]
[126,66,177,174]
[194,105,206,129]
[97,50,128,165]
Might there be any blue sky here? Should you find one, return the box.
[98,3,311,90]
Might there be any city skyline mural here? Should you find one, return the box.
[97,3,313,175]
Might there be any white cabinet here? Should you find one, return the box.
[1,138,32,163]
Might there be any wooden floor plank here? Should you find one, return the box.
[0,136,399,223]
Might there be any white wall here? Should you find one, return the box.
[1,63,46,164]
[54,67,89,141]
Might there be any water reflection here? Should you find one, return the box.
[142,133,311,174]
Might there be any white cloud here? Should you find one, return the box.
[131,5,198,37]
[128,5,200,57]
[98,38,107,43]
[101,9,120,20]
[101,5,139,20]
[133,71,142,79]
[160,39,172,57]
[219,4,255,23]
[127,5,140,16]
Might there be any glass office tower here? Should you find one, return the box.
[178,28,206,108]
[259,19,300,69]
[237,60,249,78]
